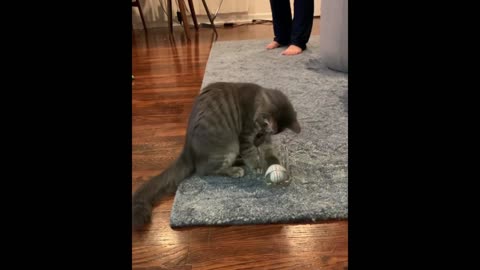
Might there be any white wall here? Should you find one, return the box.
[133,0,321,29]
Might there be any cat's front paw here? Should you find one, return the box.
[244,159,264,175]
[254,167,264,174]
[229,166,245,178]
[132,201,152,230]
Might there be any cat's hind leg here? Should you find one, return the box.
[215,153,245,178]
[194,142,245,178]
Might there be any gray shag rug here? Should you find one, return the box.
[170,38,348,228]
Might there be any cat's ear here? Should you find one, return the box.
[288,119,301,133]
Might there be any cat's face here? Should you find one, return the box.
[263,90,301,135]
[275,110,300,134]
[270,108,300,135]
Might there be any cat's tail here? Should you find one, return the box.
[132,151,194,230]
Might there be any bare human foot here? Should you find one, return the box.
[266,41,281,50]
[282,45,303,55]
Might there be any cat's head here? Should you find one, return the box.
[258,89,301,135]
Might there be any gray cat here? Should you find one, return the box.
[132,82,300,230]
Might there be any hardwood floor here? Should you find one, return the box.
[132,19,348,270]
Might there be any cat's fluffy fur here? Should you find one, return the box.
[132,82,300,230]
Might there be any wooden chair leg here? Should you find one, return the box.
[187,0,199,30]
[201,0,217,35]
[135,0,148,31]
[167,0,173,34]
[178,0,191,40]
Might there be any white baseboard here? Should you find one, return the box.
[133,12,273,30]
